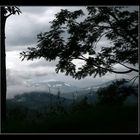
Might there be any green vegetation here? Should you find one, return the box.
[3,79,138,133]
[4,103,138,133]
[97,79,138,106]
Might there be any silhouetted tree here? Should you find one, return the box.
[72,96,90,112]
[57,88,61,105]
[72,93,76,104]
[1,6,21,128]
[48,87,53,108]
[20,7,138,79]
[97,79,138,106]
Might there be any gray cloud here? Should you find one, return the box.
[6,69,24,86]
[6,14,50,47]
[5,6,86,50]
[29,58,58,68]
[5,6,138,50]
[21,7,49,14]
[5,6,138,98]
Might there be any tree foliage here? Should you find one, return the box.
[97,79,138,106]
[20,7,138,79]
[2,6,21,20]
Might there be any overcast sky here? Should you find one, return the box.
[5,6,139,98]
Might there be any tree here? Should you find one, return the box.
[96,79,138,106]
[1,6,21,129]
[20,7,138,79]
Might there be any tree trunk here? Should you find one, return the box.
[1,7,7,131]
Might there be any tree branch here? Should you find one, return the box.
[88,61,134,74]
[77,57,86,61]
[117,62,138,72]
[108,57,139,72]
[77,54,138,74]
[109,69,133,74]
[94,31,111,49]
[80,55,87,60]
[129,76,139,83]
[98,65,134,74]
[5,13,12,18]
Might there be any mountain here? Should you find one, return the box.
[7,79,138,111]
[73,79,138,105]
[7,91,72,110]
[10,79,138,107]
[7,80,116,110]
[25,80,79,94]
[46,81,78,93]
[79,79,138,93]
[80,80,116,92]
[25,79,121,97]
